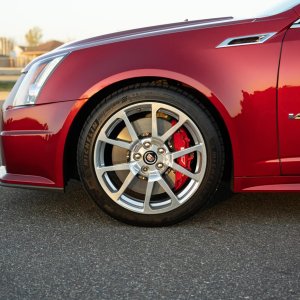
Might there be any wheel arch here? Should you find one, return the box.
[64,74,234,188]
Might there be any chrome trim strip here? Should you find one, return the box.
[216,32,277,48]
[0,181,64,191]
[289,113,295,120]
[60,17,235,51]
[291,18,300,28]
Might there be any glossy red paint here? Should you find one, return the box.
[278,27,300,175]
[1,99,87,188]
[235,176,300,192]
[1,4,300,192]
[294,4,300,15]
[38,10,295,180]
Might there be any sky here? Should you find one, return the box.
[0,0,296,45]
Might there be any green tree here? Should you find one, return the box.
[25,27,43,47]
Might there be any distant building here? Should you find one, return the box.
[21,40,64,61]
[0,37,14,56]
[0,37,15,67]
[0,39,64,68]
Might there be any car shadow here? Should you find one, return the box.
[1,180,299,229]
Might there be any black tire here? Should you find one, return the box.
[77,83,224,226]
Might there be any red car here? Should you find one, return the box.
[1,1,300,226]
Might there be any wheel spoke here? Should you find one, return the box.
[96,163,131,176]
[151,103,160,138]
[157,176,180,207]
[98,135,131,150]
[144,180,154,213]
[160,116,188,142]
[171,144,203,159]
[112,171,137,201]
[121,111,139,142]
[171,162,200,181]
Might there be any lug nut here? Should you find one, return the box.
[133,153,142,161]
[143,142,151,149]
[158,148,165,155]
[142,166,149,172]
[156,162,164,169]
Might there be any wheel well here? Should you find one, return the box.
[64,77,233,186]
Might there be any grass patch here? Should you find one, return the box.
[0,81,16,91]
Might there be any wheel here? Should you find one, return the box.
[77,84,224,226]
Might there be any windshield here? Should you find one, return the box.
[256,0,300,17]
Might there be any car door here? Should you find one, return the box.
[278,19,300,175]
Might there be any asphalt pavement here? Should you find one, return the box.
[0,181,299,300]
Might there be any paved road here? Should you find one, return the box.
[0,181,299,300]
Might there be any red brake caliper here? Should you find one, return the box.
[171,120,194,191]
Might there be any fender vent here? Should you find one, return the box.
[217,32,276,48]
[291,19,300,28]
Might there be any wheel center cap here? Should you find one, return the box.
[143,151,158,165]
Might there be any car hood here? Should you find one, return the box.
[57,16,235,52]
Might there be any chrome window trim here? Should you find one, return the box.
[216,32,277,48]
[291,19,300,28]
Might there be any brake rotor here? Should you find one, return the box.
[111,115,175,195]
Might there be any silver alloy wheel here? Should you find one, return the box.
[93,102,207,214]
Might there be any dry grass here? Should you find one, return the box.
[0,81,15,91]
